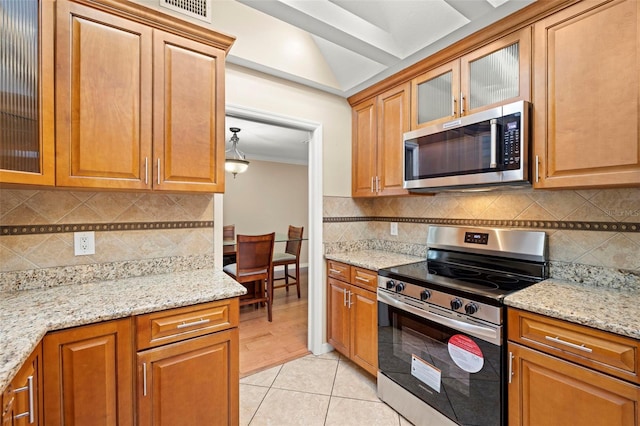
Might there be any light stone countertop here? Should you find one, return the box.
[0,268,245,393]
[325,250,423,271]
[504,278,640,340]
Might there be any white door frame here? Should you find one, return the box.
[215,104,330,355]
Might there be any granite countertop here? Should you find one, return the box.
[325,249,423,271]
[0,268,245,393]
[504,278,640,340]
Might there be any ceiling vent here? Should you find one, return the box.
[160,0,212,23]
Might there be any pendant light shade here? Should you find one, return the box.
[225,127,249,178]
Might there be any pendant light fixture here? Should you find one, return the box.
[225,127,249,178]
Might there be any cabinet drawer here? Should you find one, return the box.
[327,260,351,282]
[508,309,640,384]
[136,299,239,350]
[351,267,377,291]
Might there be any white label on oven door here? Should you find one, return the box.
[448,334,484,373]
[411,354,441,393]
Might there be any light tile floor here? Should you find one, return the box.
[240,351,413,425]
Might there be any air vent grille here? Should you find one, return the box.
[160,0,211,23]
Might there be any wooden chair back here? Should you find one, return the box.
[284,226,303,258]
[236,233,275,279]
[223,224,235,241]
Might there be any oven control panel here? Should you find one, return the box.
[378,277,502,325]
[464,231,489,245]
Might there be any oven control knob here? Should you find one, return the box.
[395,282,405,292]
[420,290,431,301]
[450,298,463,310]
[386,280,396,290]
[465,302,479,315]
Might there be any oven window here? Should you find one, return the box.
[378,301,503,426]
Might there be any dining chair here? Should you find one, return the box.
[222,224,236,266]
[223,233,275,321]
[272,225,304,298]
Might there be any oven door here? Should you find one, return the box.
[377,289,504,426]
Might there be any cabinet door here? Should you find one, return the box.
[55,0,153,189]
[43,319,134,426]
[152,31,226,192]
[509,342,640,426]
[137,330,239,426]
[411,61,460,128]
[377,83,410,196]
[349,285,378,376]
[327,278,350,355]
[533,0,640,188]
[3,344,42,426]
[461,27,531,115]
[352,98,377,197]
[0,0,55,186]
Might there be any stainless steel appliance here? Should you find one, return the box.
[377,225,547,426]
[403,101,531,192]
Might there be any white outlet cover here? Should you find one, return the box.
[390,222,398,236]
[74,231,95,256]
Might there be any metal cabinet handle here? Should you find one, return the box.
[370,176,375,193]
[157,158,161,185]
[144,157,148,185]
[176,318,210,329]
[143,362,148,396]
[376,176,380,193]
[452,95,456,117]
[12,375,34,423]
[355,276,369,283]
[508,352,514,384]
[329,269,342,275]
[348,291,353,308]
[343,288,347,306]
[545,335,593,353]
[535,155,540,183]
[460,91,465,116]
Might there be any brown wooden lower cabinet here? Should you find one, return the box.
[43,318,134,426]
[508,342,640,425]
[2,344,42,426]
[136,329,239,426]
[326,260,378,376]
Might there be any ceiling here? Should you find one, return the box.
[221,0,535,166]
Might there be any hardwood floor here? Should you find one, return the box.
[238,267,310,378]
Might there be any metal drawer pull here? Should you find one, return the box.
[545,335,593,353]
[143,362,147,396]
[329,269,343,275]
[355,276,370,282]
[508,352,514,384]
[144,157,148,185]
[13,375,34,423]
[176,318,210,329]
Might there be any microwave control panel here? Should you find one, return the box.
[503,113,521,170]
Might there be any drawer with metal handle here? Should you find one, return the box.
[136,298,239,350]
[508,308,640,384]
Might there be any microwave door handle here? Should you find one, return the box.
[490,118,498,168]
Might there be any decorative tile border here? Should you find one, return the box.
[1,221,214,236]
[323,216,640,232]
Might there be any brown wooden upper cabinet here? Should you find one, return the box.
[54,0,231,192]
[0,0,55,186]
[532,0,640,188]
[352,83,410,197]
[411,27,531,129]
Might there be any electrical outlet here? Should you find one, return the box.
[390,222,398,236]
[74,231,95,256]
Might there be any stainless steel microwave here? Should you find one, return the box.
[403,100,531,192]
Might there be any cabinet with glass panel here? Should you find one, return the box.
[0,0,55,186]
[411,27,531,129]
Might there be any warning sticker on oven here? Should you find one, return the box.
[448,334,484,373]
[411,354,441,393]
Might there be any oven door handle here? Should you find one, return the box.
[378,290,501,345]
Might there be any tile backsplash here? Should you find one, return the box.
[0,189,214,272]
[323,187,640,273]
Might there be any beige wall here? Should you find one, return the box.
[223,160,309,265]
[226,64,352,197]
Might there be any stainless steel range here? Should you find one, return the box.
[377,226,548,426]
